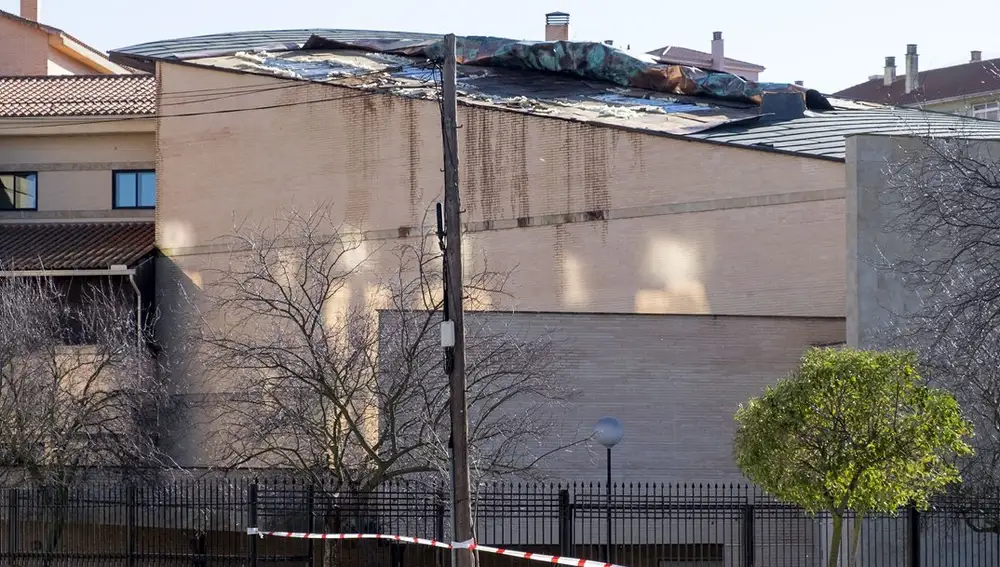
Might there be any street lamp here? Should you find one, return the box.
[593,417,623,564]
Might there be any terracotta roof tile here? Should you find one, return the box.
[0,221,155,270]
[834,59,1000,105]
[0,75,156,117]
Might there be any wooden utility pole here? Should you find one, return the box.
[440,33,475,567]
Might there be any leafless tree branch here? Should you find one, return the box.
[191,204,574,492]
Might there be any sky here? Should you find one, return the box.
[4,0,1000,94]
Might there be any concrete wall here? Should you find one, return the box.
[0,132,156,220]
[0,16,48,75]
[845,134,1000,347]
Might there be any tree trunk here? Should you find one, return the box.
[41,485,69,567]
[847,513,864,567]
[827,513,844,567]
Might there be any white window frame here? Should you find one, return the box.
[971,101,1000,120]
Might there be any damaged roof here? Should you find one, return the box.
[111,31,1000,161]
[0,221,155,271]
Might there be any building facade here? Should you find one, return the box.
[835,45,1000,119]
[0,2,132,76]
[103,28,1000,485]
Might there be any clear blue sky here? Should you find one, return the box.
[5,0,999,93]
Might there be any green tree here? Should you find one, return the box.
[734,347,973,567]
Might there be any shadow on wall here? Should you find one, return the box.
[152,256,208,467]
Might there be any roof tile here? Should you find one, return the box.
[834,59,1000,105]
[0,222,155,270]
[0,75,155,117]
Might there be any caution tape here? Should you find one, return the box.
[246,528,628,567]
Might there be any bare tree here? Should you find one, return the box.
[876,136,1000,531]
[193,205,574,494]
[0,275,179,554]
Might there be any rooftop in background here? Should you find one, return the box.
[0,221,155,271]
[0,9,134,75]
[111,30,1000,162]
[647,32,765,79]
[834,53,1000,106]
[0,75,156,117]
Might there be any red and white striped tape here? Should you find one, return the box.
[246,528,628,567]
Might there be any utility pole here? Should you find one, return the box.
[439,33,475,567]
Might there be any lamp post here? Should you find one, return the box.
[593,417,623,564]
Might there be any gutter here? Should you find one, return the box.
[0,268,135,277]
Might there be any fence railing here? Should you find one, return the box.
[0,478,998,566]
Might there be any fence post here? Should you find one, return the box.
[741,505,755,567]
[249,482,259,567]
[436,487,446,567]
[126,484,136,567]
[558,489,572,557]
[307,484,316,567]
[908,504,920,567]
[5,488,18,565]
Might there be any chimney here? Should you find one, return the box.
[794,80,804,86]
[604,40,614,46]
[711,31,724,71]
[545,12,569,42]
[905,44,919,94]
[20,0,38,21]
[884,56,896,86]
[971,50,982,63]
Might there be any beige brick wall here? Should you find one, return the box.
[0,133,155,216]
[151,62,849,473]
[0,17,48,75]
[155,62,847,318]
[428,311,846,483]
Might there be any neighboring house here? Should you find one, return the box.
[0,74,158,336]
[647,31,765,81]
[0,0,133,75]
[105,16,1000,487]
[834,45,1000,119]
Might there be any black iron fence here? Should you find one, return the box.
[0,478,999,566]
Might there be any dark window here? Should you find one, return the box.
[0,172,38,210]
[113,170,156,209]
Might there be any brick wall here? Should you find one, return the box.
[0,17,48,75]
[152,61,849,472]
[155,62,847,318]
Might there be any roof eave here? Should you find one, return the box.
[49,33,132,74]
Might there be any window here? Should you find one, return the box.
[113,170,156,209]
[0,172,37,210]
[972,102,1000,121]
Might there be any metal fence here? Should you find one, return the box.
[0,478,998,567]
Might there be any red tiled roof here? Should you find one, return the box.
[833,59,1000,105]
[0,75,156,117]
[0,222,155,270]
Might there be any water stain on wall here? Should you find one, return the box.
[344,94,387,226]
[506,114,530,220]
[403,99,421,228]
